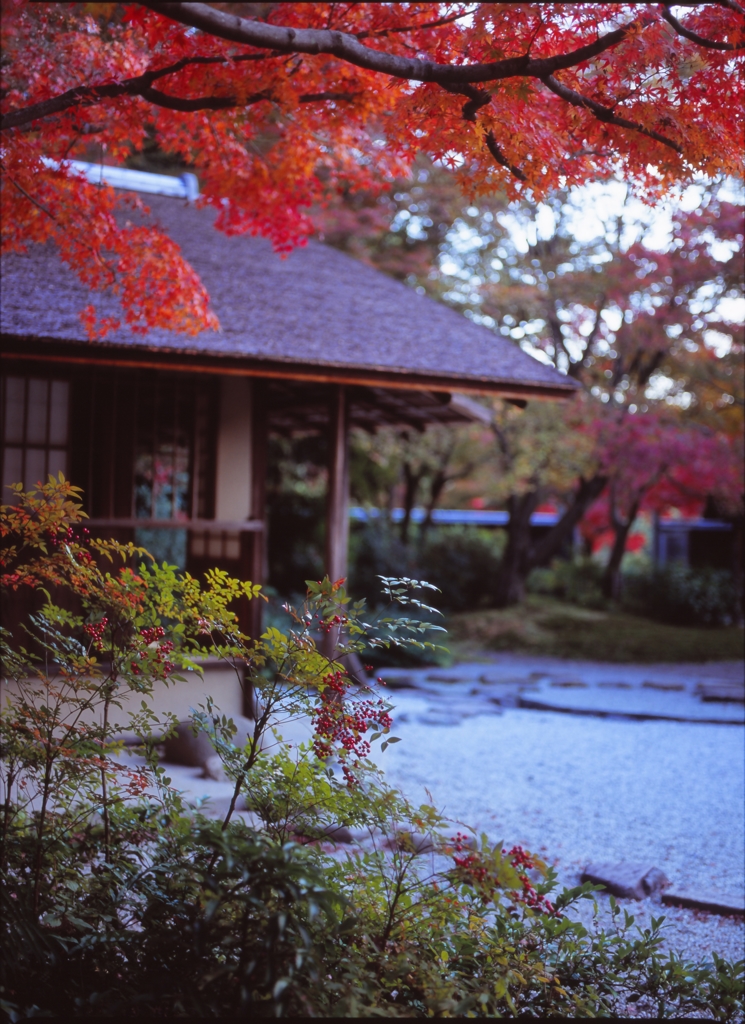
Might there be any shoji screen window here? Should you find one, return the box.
[1,376,69,500]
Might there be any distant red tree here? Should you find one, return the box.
[588,414,742,598]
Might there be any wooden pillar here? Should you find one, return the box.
[244,382,267,642]
[325,385,350,585]
[322,385,349,665]
[234,381,267,719]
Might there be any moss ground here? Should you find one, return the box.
[446,595,745,664]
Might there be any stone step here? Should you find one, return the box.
[661,890,745,916]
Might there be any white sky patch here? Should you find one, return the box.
[704,330,736,357]
[716,297,745,330]
[519,339,554,365]
[601,308,623,331]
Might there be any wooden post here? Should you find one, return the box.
[239,381,267,718]
[322,386,349,664]
[325,384,350,586]
[245,382,267,641]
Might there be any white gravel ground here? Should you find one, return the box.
[377,678,745,965]
[147,654,744,969]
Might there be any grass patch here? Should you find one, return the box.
[447,596,745,663]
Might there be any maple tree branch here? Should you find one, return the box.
[356,7,479,40]
[439,83,527,181]
[140,2,643,86]
[2,168,117,285]
[137,84,264,111]
[138,85,358,111]
[660,4,745,50]
[0,52,277,131]
[1,68,358,130]
[718,0,745,16]
[484,131,528,182]
[540,74,683,153]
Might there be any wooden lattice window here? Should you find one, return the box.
[1,375,69,500]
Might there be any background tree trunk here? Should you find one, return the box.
[399,461,423,545]
[494,474,608,608]
[493,492,540,607]
[602,497,640,600]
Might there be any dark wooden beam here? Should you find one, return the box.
[2,340,578,401]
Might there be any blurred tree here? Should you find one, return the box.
[323,177,744,605]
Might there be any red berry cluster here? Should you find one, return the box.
[451,833,490,882]
[83,616,108,651]
[140,626,165,645]
[448,838,559,917]
[318,612,348,635]
[132,626,175,678]
[48,525,91,549]
[507,845,558,916]
[311,671,393,785]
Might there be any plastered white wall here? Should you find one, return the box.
[0,661,245,736]
[214,377,253,521]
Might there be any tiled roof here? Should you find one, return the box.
[1,187,575,398]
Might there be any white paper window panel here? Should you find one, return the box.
[26,380,49,445]
[24,448,47,489]
[3,378,25,443]
[49,382,69,445]
[2,446,23,500]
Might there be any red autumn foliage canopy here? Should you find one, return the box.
[2,1,744,337]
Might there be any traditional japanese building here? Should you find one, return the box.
[2,163,576,716]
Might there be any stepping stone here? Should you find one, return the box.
[598,681,633,689]
[695,679,745,703]
[377,673,419,690]
[417,713,462,727]
[581,862,670,900]
[517,694,744,724]
[643,680,685,692]
[661,890,745,916]
[426,672,467,683]
[550,680,588,688]
[479,674,534,686]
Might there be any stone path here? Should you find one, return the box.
[375,655,744,724]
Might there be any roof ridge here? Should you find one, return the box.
[41,158,199,201]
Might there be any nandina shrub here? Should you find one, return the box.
[1,479,743,1020]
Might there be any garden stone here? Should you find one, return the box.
[581,862,670,900]
[162,722,216,767]
[318,823,354,843]
[389,829,436,855]
[290,823,355,845]
[163,716,258,768]
[202,754,227,782]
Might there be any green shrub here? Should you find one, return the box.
[350,522,506,612]
[622,564,739,626]
[528,557,607,610]
[2,480,742,1020]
